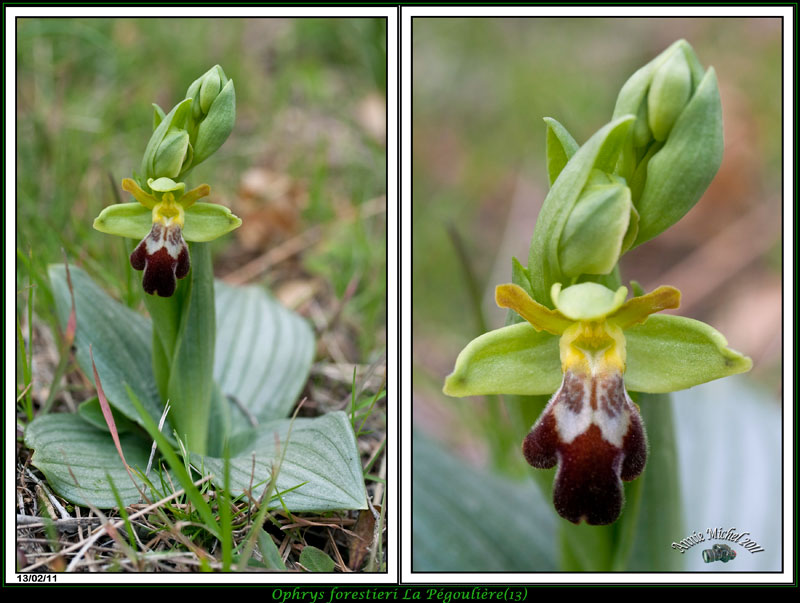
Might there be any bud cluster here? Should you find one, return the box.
[140,65,236,189]
[527,39,722,305]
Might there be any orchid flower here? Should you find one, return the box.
[444,281,751,525]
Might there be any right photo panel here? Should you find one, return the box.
[410,15,783,575]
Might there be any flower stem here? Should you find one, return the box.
[144,242,216,454]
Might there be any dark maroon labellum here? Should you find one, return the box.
[523,370,647,525]
[130,222,190,297]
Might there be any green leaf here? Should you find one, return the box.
[443,322,561,397]
[633,67,723,246]
[623,314,752,393]
[619,393,684,570]
[182,203,242,242]
[25,414,150,508]
[49,265,165,430]
[544,117,578,186]
[412,431,557,571]
[93,202,151,240]
[77,397,136,435]
[206,382,233,457]
[528,115,635,306]
[214,280,315,429]
[193,412,367,512]
[193,79,235,166]
[299,546,336,572]
[258,530,287,570]
[559,521,615,571]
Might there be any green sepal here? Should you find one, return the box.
[148,176,184,195]
[623,314,752,393]
[183,203,242,242]
[93,202,151,239]
[443,323,561,397]
[528,115,635,306]
[92,202,241,242]
[551,282,627,321]
[544,117,579,187]
[633,67,723,246]
[193,78,235,166]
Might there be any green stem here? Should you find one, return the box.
[143,243,216,454]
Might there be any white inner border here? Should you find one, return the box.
[5,5,398,586]
[400,4,795,586]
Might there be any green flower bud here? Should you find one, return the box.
[152,128,191,179]
[612,40,722,247]
[184,65,235,167]
[186,65,228,120]
[558,171,636,277]
[140,98,192,182]
[647,49,692,141]
[528,115,635,306]
[199,69,221,114]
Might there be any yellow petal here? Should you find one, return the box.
[495,284,572,335]
[609,285,681,328]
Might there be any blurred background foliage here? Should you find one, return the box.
[16,16,387,370]
[412,17,782,571]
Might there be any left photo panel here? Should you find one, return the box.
[10,12,391,580]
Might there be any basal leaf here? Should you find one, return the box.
[299,546,336,572]
[49,265,165,430]
[214,281,315,429]
[193,412,366,512]
[412,431,557,571]
[25,414,150,508]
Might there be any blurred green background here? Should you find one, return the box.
[412,17,783,571]
[16,17,387,368]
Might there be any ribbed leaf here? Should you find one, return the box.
[214,281,315,430]
[25,414,149,508]
[194,412,366,512]
[49,265,165,429]
[622,393,684,570]
[412,431,557,571]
